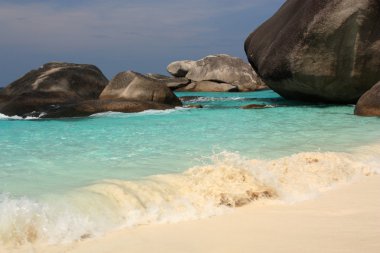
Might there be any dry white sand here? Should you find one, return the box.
[11,175,379,253]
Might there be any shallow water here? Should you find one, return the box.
[0,90,379,246]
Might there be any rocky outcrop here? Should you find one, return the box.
[245,0,380,103]
[355,81,380,116]
[176,81,238,92]
[0,62,109,117]
[100,71,182,106]
[167,54,265,92]
[0,64,184,118]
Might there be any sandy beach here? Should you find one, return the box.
[10,175,379,253]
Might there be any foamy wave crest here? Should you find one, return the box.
[0,113,43,120]
[1,146,379,247]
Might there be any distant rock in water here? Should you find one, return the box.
[100,71,182,107]
[245,0,380,103]
[241,104,272,109]
[167,54,265,92]
[355,81,380,117]
[184,104,203,109]
[0,62,108,117]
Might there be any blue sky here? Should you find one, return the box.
[0,0,284,86]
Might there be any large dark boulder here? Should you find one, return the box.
[167,54,264,91]
[40,99,173,118]
[245,0,380,103]
[355,81,380,116]
[100,71,182,106]
[0,62,108,116]
[1,62,108,99]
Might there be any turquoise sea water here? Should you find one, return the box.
[1,90,380,246]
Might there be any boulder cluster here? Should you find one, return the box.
[0,63,181,118]
[0,54,263,118]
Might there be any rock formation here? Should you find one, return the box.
[0,64,184,118]
[245,0,380,103]
[167,54,265,92]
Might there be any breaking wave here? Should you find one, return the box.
[0,113,43,120]
[1,144,379,248]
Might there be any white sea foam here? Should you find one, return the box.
[90,107,189,118]
[0,108,188,121]
[181,96,246,103]
[0,144,379,247]
[0,113,43,120]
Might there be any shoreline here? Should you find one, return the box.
[11,175,380,253]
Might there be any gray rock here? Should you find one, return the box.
[245,0,380,103]
[355,81,380,116]
[100,71,182,106]
[0,62,108,116]
[176,81,238,92]
[167,54,264,91]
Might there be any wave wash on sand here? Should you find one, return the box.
[1,144,379,248]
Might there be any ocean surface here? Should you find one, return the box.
[1,90,380,247]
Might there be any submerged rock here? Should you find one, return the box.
[241,104,270,109]
[100,71,182,107]
[355,81,380,116]
[245,0,380,103]
[167,54,264,92]
[184,104,203,109]
[0,62,108,116]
